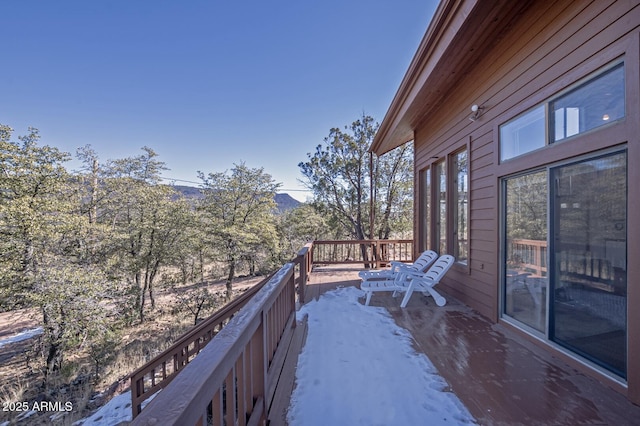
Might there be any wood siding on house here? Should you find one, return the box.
[378,0,640,405]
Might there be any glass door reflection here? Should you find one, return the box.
[550,151,627,377]
[504,170,548,332]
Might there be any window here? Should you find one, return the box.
[420,150,468,262]
[453,150,468,263]
[500,62,625,162]
[550,151,627,377]
[420,167,431,252]
[496,61,628,379]
[500,106,545,161]
[551,63,625,142]
[503,170,548,332]
[435,160,447,255]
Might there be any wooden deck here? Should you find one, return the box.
[273,267,640,426]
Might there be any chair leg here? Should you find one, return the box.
[401,282,446,308]
[426,287,446,306]
[365,290,373,306]
[400,287,414,308]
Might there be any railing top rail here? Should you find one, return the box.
[509,238,548,246]
[297,241,313,256]
[313,239,412,244]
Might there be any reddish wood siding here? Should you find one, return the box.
[412,2,640,404]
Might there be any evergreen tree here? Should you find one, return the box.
[198,163,280,299]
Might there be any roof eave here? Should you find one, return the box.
[371,0,532,155]
[371,0,476,155]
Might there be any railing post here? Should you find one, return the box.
[374,240,379,269]
[296,253,306,305]
[294,242,313,305]
[260,310,269,424]
[301,256,307,303]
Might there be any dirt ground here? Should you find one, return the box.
[0,274,262,344]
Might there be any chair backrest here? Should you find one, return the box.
[411,250,438,272]
[422,254,455,283]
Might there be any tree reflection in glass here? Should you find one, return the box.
[504,170,548,332]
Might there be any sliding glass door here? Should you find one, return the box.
[550,151,627,377]
[503,150,627,377]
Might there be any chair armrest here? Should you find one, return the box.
[389,261,404,271]
[402,269,425,280]
[392,262,417,273]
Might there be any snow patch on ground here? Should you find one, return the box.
[76,391,131,425]
[76,389,160,425]
[0,327,43,348]
[74,286,476,425]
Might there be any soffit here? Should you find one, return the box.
[371,0,534,155]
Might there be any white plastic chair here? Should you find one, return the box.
[398,255,455,307]
[360,254,454,307]
[358,249,438,282]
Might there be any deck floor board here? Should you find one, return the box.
[287,267,640,425]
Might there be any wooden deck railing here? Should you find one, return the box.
[132,262,299,425]
[129,272,276,417]
[130,247,311,422]
[312,239,413,268]
[508,238,548,276]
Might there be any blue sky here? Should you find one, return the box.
[1,1,437,201]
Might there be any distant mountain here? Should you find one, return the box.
[173,185,203,199]
[172,185,301,212]
[274,193,301,211]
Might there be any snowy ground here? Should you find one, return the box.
[0,327,42,348]
[287,286,476,426]
[76,391,133,425]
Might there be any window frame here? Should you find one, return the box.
[499,147,628,379]
[451,147,469,266]
[418,166,431,253]
[435,158,447,256]
[499,60,625,164]
[418,140,471,271]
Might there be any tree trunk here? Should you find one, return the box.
[249,257,255,275]
[225,259,235,301]
[199,249,205,282]
[89,158,99,224]
[193,300,205,325]
[43,307,63,377]
[354,222,373,268]
[181,261,188,285]
[148,284,155,310]
[147,263,159,310]
[137,273,146,322]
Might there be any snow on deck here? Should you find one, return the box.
[287,286,476,425]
